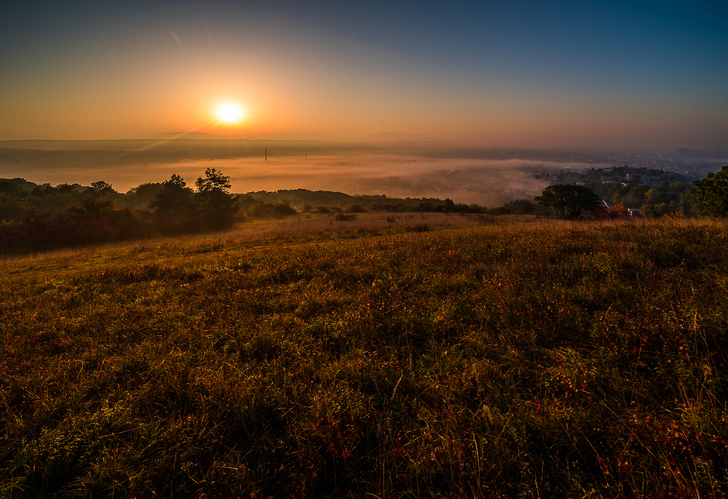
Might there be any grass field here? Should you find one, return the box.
[1,213,727,497]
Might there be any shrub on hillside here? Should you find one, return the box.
[247,201,297,219]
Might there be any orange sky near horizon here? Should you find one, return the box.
[2,2,727,149]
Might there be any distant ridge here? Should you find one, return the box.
[149,132,236,139]
[0,132,36,140]
[368,132,428,140]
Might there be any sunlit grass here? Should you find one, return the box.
[1,216,727,497]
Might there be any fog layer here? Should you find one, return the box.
[2,140,725,205]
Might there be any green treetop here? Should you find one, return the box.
[693,166,728,217]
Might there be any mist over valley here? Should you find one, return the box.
[2,139,725,206]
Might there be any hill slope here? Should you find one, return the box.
[1,217,727,497]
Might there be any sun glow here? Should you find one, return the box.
[215,103,244,124]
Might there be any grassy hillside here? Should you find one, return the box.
[1,214,727,497]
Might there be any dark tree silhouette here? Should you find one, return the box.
[90,181,115,195]
[693,166,728,217]
[194,169,237,230]
[195,168,232,193]
[535,184,602,218]
[68,196,116,220]
[149,174,196,234]
[151,174,194,217]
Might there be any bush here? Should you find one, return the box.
[694,165,728,216]
[247,202,297,219]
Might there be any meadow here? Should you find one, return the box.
[1,213,727,497]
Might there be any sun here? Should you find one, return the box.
[215,103,244,124]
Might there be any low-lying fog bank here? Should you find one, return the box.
[2,139,725,206]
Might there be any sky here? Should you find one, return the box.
[2,0,727,149]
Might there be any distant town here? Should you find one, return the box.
[534,165,689,187]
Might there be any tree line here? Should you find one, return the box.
[2,165,727,252]
[0,169,483,253]
[0,169,244,252]
[535,165,728,219]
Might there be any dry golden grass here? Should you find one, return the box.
[1,215,727,497]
